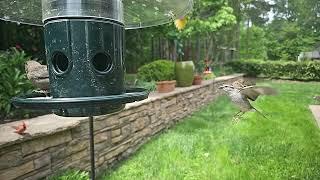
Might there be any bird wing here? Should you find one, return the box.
[232,79,256,89]
[241,86,277,101]
[25,61,49,79]
[34,66,49,79]
[32,78,50,90]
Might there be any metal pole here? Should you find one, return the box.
[89,116,95,180]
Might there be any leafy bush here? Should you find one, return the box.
[240,25,268,59]
[124,73,156,91]
[194,60,206,74]
[227,59,320,80]
[213,64,234,76]
[137,60,175,82]
[0,48,34,120]
[203,73,216,80]
[135,80,157,92]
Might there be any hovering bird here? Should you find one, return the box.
[25,60,50,93]
[219,80,277,122]
[11,121,27,135]
[314,95,320,102]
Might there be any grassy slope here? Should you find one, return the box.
[103,81,320,180]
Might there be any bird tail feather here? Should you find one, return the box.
[252,107,269,120]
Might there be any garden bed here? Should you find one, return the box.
[0,74,243,180]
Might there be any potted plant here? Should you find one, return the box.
[203,60,215,80]
[156,80,176,93]
[193,73,202,85]
[137,60,176,93]
[193,60,206,85]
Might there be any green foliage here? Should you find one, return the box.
[240,25,267,59]
[125,73,156,92]
[135,80,156,92]
[137,60,175,82]
[265,21,317,60]
[124,28,155,73]
[165,0,237,40]
[182,5,237,37]
[49,170,89,180]
[0,48,34,119]
[203,72,216,80]
[0,21,45,61]
[159,0,237,62]
[239,0,319,61]
[273,0,320,36]
[241,0,272,26]
[194,60,206,74]
[227,59,320,80]
[213,64,234,76]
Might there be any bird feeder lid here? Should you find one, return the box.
[0,0,193,29]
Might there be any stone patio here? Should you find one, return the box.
[309,105,320,127]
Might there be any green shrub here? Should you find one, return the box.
[213,65,234,76]
[137,60,175,82]
[0,48,34,120]
[227,59,320,80]
[203,72,216,80]
[135,80,156,92]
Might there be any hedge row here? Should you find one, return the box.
[227,60,320,80]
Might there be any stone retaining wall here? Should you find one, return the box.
[0,74,243,180]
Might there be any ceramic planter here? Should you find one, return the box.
[175,61,194,87]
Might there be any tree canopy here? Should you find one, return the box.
[241,0,320,60]
[0,0,319,69]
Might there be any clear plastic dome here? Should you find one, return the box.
[0,0,193,29]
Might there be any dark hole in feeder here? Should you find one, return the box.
[92,53,113,73]
[52,52,69,74]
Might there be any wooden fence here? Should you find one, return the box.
[151,36,237,62]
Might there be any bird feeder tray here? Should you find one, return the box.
[12,88,149,116]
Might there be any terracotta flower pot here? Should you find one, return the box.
[193,75,202,85]
[156,80,176,93]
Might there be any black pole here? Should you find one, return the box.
[89,116,95,180]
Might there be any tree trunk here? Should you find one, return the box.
[151,36,154,60]
[173,39,177,61]
[158,37,161,59]
[196,37,201,62]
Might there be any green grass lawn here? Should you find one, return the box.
[52,80,320,180]
[102,80,320,180]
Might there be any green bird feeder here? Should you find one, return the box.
[1,0,193,179]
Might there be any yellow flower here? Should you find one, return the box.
[174,17,187,30]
